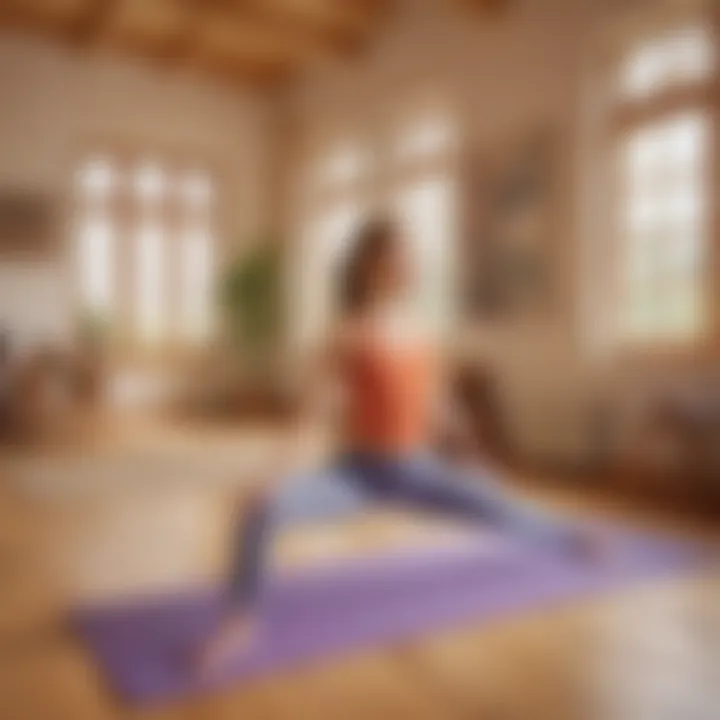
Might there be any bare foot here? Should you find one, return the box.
[195,613,258,679]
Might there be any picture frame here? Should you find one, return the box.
[464,129,558,320]
[0,189,57,260]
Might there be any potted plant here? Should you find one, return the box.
[74,309,112,404]
[217,240,285,413]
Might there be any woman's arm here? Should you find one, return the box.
[435,389,479,461]
[432,354,479,462]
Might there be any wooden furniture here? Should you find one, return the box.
[646,396,720,507]
[437,363,512,465]
[617,382,720,514]
[0,343,107,446]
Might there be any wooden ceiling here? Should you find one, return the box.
[0,0,509,87]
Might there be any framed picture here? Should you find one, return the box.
[464,129,557,319]
[0,189,57,259]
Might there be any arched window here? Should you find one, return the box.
[74,156,216,348]
[613,24,715,345]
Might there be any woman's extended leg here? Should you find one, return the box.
[386,455,582,550]
[197,462,376,673]
[226,463,377,610]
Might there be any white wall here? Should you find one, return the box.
[0,34,271,347]
[282,0,717,466]
[283,0,603,461]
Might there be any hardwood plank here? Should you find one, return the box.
[0,420,718,720]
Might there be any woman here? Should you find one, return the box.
[199,218,593,673]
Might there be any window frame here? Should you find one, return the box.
[607,18,720,359]
[293,102,461,351]
[66,140,224,361]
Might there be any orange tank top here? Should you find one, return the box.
[343,335,437,455]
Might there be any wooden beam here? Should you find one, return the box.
[0,0,386,87]
[0,0,96,34]
[183,4,303,86]
[190,49,293,89]
[68,0,121,45]
[0,2,19,27]
[173,0,336,76]
[454,0,512,19]
[222,0,376,56]
[149,0,206,64]
[96,1,298,88]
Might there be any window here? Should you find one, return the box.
[316,145,366,188]
[178,172,214,343]
[395,177,456,332]
[394,115,456,161]
[620,113,708,341]
[620,26,715,100]
[180,226,214,343]
[77,213,114,317]
[295,142,368,349]
[135,220,165,343]
[74,156,216,348]
[298,202,361,345]
[75,159,116,317]
[614,24,715,346]
[392,112,458,335]
[295,106,459,349]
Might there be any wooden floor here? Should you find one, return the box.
[0,420,718,720]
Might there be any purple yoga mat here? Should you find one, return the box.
[72,527,710,706]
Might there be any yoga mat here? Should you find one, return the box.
[72,527,711,706]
